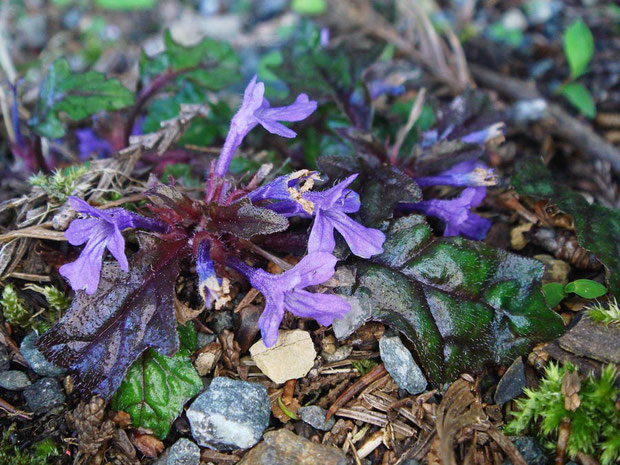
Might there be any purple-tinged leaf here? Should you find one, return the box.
[36,239,189,399]
[208,198,289,239]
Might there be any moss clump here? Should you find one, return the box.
[505,362,620,464]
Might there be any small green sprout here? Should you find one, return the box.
[587,298,620,326]
[505,362,620,464]
[28,165,89,202]
[542,279,607,308]
[0,284,31,327]
[558,19,596,118]
[23,284,71,311]
[352,359,377,376]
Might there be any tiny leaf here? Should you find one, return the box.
[542,282,568,307]
[111,345,202,439]
[564,279,607,299]
[559,83,596,118]
[30,59,134,139]
[36,240,188,398]
[564,19,594,79]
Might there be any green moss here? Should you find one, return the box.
[505,362,620,464]
[587,298,620,326]
[0,424,60,464]
[1,285,31,327]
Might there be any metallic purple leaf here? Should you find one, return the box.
[36,239,188,399]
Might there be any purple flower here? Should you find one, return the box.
[304,175,385,258]
[76,128,112,160]
[415,160,497,188]
[249,173,385,258]
[400,187,491,240]
[214,75,317,177]
[320,27,330,47]
[59,197,166,294]
[421,122,505,149]
[196,240,230,309]
[227,253,350,347]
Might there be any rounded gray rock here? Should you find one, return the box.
[0,371,31,390]
[154,438,200,465]
[187,377,270,450]
[20,332,66,377]
[298,406,335,431]
[23,378,65,413]
[379,333,427,395]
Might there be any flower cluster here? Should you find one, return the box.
[58,75,497,349]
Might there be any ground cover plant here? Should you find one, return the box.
[0,1,618,464]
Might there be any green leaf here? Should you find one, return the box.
[29,59,134,139]
[512,158,620,296]
[564,19,594,79]
[177,322,197,354]
[564,279,607,299]
[111,342,202,439]
[336,214,564,386]
[559,83,596,118]
[291,0,326,15]
[140,31,239,88]
[543,282,567,307]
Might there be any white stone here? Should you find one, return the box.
[250,330,316,384]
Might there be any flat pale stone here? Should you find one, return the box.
[250,330,316,384]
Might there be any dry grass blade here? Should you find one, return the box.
[325,363,387,421]
[335,407,416,437]
[0,224,64,243]
[327,0,471,92]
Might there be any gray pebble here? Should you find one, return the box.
[154,438,200,465]
[379,332,427,395]
[0,371,31,391]
[187,377,270,450]
[299,406,335,431]
[20,332,66,377]
[23,378,65,414]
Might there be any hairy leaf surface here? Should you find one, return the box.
[512,158,620,296]
[208,198,289,239]
[111,324,201,439]
[336,215,564,385]
[36,240,188,398]
[30,59,134,139]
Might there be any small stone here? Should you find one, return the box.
[298,406,335,431]
[501,9,527,31]
[213,311,234,334]
[238,429,349,465]
[250,330,316,384]
[494,357,526,405]
[23,378,65,414]
[197,332,217,349]
[332,296,371,340]
[558,315,620,364]
[0,371,31,390]
[154,438,200,465]
[187,377,270,450]
[524,0,561,24]
[379,333,427,395]
[321,345,352,363]
[512,99,548,123]
[0,345,9,371]
[502,436,547,465]
[20,332,66,377]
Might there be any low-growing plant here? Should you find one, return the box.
[587,298,620,326]
[505,362,620,464]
